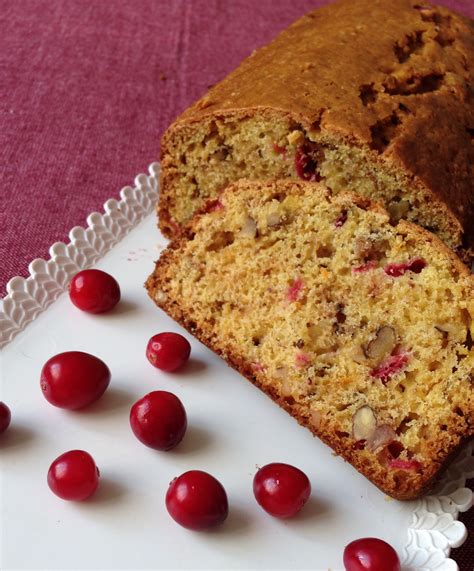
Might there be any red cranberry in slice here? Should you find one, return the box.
[286,277,304,302]
[130,391,187,451]
[205,199,224,213]
[272,142,287,156]
[295,143,322,182]
[47,450,100,501]
[388,458,422,471]
[253,462,311,518]
[370,353,409,384]
[343,537,400,571]
[146,332,191,372]
[295,352,311,367]
[384,262,407,277]
[69,269,120,314]
[165,470,229,530]
[40,351,110,410]
[0,402,11,434]
[384,257,427,277]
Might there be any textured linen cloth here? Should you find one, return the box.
[1,1,473,567]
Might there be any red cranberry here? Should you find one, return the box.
[343,538,400,571]
[146,332,191,372]
[253,462,311,518]
[286,277,304,302]
[272,142,287,156]
[205,199,224,212]
[0,402,11,434]
[165,470,229,530]
[295,143,322,182]
[130,391,187,450]
[370,353,409,384]
[40,351,110,410]
[388,458,422,471]
[384,257,427,277]
[47,450,100,501]
[69,269,120,314]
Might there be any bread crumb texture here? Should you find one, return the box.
[159,0,474,257]
[148,180,474,500]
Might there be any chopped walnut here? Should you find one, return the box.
[239,217,258,238]
[365,326,397,362]
[352,405,377,441]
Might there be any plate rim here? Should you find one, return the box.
[1,162,472,571]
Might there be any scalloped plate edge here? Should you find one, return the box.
[0,162,160,349]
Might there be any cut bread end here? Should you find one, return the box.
[148,179,474,500]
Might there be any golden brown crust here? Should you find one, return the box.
[147,179,474,500]
[160,0,474,249]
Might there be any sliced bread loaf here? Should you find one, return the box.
[147,179,473,499]
[159,0,474,259]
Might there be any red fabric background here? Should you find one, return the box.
[1,1,473,567]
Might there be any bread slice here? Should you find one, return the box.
[158,0,474,259]
[147,179,474,500]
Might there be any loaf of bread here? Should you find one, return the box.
[147,179,474,500]
[158,0,474,260]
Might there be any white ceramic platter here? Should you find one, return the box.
[1,164,473,571]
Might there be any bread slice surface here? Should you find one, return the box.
[147,179,474,500]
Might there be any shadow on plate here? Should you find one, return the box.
[76,386,135,416]
[0,425,36,452]
[172,425,213,457]
[208,505,254,537]
[107,299,141,317]
[284,495,333,527]
[177,357,207,376]
[80,476,127,507]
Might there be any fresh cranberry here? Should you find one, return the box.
[47,450,100,501]
[69,269,121,314]
[146,332,191,372]
[253,463,311,518]
[343,538,400,571]
[0,402,11,434]
[130,391,187,451]
[295,143,322,181]
[165,470,229,530]
[40,351,110,410]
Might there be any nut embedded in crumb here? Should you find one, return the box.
[352,405,377,441]
[287,130,304,146]
[365,326,397,361]
[239,216,258,238]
